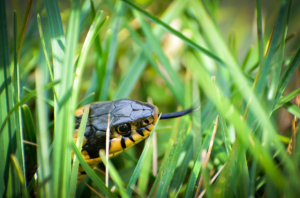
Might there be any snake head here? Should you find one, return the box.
[74,99,159,159]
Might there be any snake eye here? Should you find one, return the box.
[117,124,130,135]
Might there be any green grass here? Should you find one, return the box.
[1,0,300,197]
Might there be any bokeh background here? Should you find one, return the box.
[2,0,300,197]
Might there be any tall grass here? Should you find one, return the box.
[1,0,300,197]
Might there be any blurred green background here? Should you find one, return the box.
[1,0,300,197]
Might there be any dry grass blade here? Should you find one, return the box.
[83,181,105,198]
[287,68,299,155]
[198,164,226,198]
[195,115,219,198]
[105,114,111,187]
[22,140,38,147]
[94,167,113,180]
[152,131,157,176]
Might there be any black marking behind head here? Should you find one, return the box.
[160,108,193,119]
[136,128,144,136]
[121,136,126,149]
[129,135,135,142]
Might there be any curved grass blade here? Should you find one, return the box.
[282,101,300,119]
[273,88,300,110]
[121,0,227,69]
[69,108,89,197]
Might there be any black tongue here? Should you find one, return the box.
[160,108,194,119]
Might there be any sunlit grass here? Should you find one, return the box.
[1,0,300,197]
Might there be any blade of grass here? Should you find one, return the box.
[282,101,300,119]
[192,77,201,159]
[268,0,291,105]
[137,136,153,194]
[77,92,95,108]
[0,80,60,133]
[113,0,189,103]
[99,150,129,198]
[10,155,30,198]
[35,35,54,197]
[273,48,300,109]
[44,0,66,94]
[21,105,37,167]
[23,87,54,107]
[184,52,287,189]
[183,120,215,198]
[73,12,107,106]
[133,10,185,103]
[273,88,300,110]
[0,1,19,196]
[105,114,110,188]
[37,13,58,99]
[125,115,161,196]
[118,20,184,105]
[90,0,105,101]
[100,1,125,101]
[122,0,227,69]
[71,142,118,198]
[211,77,231,155]
[169,135,193,197]
[195,116,219,198]
[155,117,190,197]
[241,46,254,71]
[255,0,264,71]
[17,0,33,55]
[149,113,182,197]
[13,12,26,190]
[69,108,89,197]
[52,0,81,196]
[255,0,291,99]
[83,181,105,198]
[113,53,147,100]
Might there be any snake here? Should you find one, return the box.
[73,99,193,183]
